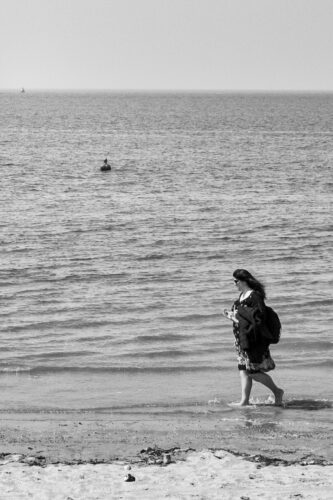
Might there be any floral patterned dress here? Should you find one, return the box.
[232,291,275,374]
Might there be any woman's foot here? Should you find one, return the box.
[274,388,284,406]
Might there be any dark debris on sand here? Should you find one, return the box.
[137,446,196,466]
[0,448,331,468]
[210,448,333,467]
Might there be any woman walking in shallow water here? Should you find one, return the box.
[224,269,284,406]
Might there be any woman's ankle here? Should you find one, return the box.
[274,388,284,405]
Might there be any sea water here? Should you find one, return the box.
[1,91,332,458]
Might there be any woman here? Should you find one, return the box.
[224,269,284,406]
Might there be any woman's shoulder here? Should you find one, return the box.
[247,290,265,307]
[250,289,262,298]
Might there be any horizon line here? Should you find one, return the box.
[1,88,333,94]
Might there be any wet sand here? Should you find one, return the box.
[0,410,331,462]
[0,412,332,499]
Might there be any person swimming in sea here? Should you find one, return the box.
[100,158,111,171]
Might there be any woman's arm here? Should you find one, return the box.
[248,292,267,323]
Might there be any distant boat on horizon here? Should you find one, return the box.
[20,87,25,93]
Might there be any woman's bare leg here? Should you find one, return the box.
[239,370,253,405]
[250,372,284,405]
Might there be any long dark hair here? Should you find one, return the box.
[233,269,266,299]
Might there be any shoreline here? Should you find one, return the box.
[0,410,332,463]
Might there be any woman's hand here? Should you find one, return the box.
[223,309,239,323]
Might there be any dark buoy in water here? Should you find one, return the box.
[100,158,111,172]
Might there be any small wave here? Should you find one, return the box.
[122,346,224,358]
[278,340,332,350]
[137,253,168,261]
[74,335,115,343]
[0,400,209,415]
[161,312,221,323]
[132,333,189,343]
[296,299,333,308]
[0,365,226,375]
[206,254,226,260]
[6,350,97,362]
[284,399,332,411]
[278,359,333,369]
[41,273,128,283]
[86,400,207,412]
[4,320,110,333]
[123,349,188,358]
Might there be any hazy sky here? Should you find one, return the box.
[1,0,332,90]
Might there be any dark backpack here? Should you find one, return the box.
[263,306,281,344]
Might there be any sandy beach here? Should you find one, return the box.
[1,449,332,500]
[0,413,331,499]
